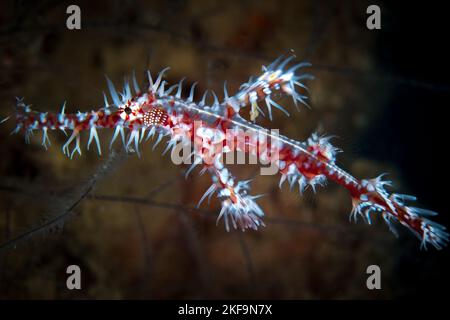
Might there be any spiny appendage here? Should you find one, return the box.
[231,52,313,121]
[9,53,313,159]
[351,175,449,250]
[97,67,201,156]
[11,64,185,159]
[196,157,265,232]
[305,133,340,164]
[11,71,151,158]
[278,132,338,194]
[13,97,72,151]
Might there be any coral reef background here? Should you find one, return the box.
[0,0,448,299]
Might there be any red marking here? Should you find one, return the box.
[307,145,331,162]
[226,105,235,118]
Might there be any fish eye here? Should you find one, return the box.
[124,106,132,114]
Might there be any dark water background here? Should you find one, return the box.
[0,0,448,299]
[364,2,450,298]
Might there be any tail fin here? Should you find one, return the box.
[351,175,448,250]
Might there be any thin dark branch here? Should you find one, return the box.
[0,183,380,237]
[0,179,93,251]
[0,177,391,248]
[146,174,183,199]
[133,205,153,291]
[236,232,256,287]
[177,210,213,297]
[0,150,128,252]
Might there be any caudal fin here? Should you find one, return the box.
[351,175,448,250]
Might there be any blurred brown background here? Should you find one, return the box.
[0,0,449,299]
